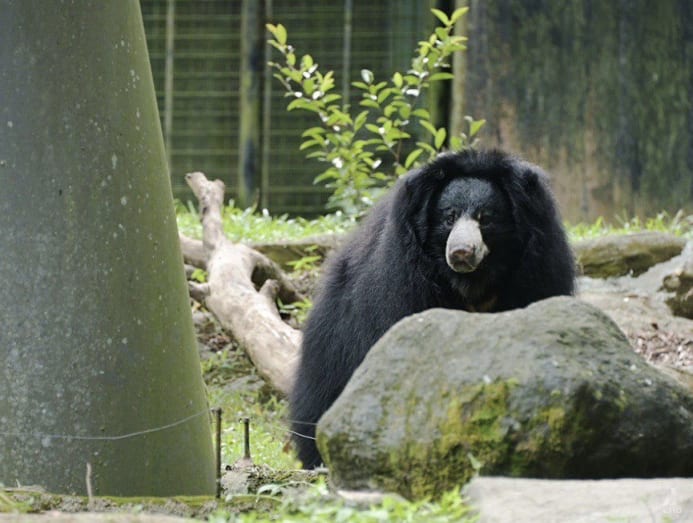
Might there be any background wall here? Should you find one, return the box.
[141,0,693,221]
[462,0,693,221]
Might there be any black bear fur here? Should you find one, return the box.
[290,149,575,468]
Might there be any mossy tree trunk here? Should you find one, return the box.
[0,0,215,496]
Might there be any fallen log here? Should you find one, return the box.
[185,171,302,395]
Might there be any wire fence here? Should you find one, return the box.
[141,0,430,216]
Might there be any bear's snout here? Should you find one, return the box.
[445,217,488,273]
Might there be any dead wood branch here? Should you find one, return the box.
[180,234,207,269]
[185,171,302,395]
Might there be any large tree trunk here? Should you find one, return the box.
[184,172,301,395]
[0,0,215,496]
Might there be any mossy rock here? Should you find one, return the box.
[317,297,693,500]
[573,231,686,278]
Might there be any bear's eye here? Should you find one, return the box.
[477,211,493,226]
[444,210,458,226]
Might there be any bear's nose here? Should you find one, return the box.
[450,245,475,264]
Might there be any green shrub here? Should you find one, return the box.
[267,7,484,216]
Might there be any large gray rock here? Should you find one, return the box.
[574,231,686,278]
[316,297,693,499]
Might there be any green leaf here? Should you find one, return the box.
[287,98,315,111]
[403,74,420,85]
[429,72,455,82]
[434,127,447,149]
[320,72,335,93]
[322,94,342,105]
[419,120,438,136]
[430,8,450,26]
[303,78,315,95]
[351,81,370,91]
[301,126,325,138]
[383,105,397,118]
[267,40,284,53]
[385,129,410,141]
[301,54,313,70]
[359,99,380,109]
[392,72,403,88]
[450,6,469,24]
[470,118,486,137]
[190,267,207,283]
[353,110,369,131]
[359,138,383,147]
[412,108,431,119]
[299,139,321,151]
[435,27,449,41]
[449,135,463,150]
[314,169,339,183]
[274,24,287,45]
[404,148,423,168]
[365,123,383,135]
[377,88,393,104]
[416,141,437,155]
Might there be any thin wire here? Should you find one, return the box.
[0,408,210,442]
[278,418,318,440]
[284,428,316,441]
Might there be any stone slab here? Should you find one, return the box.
[464,477,693,523]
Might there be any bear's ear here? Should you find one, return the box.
[506,160,559,228]
[503,158,575,298]
[394,165,445,245]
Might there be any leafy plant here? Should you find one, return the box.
[209,477,475,522]
[267,7,484,216]
[190,267,208,283]
[287,254,322,273]
[278,297,313,325]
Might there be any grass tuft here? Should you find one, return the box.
[175,200,355,243]
[567,210,692,242]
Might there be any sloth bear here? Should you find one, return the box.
[290,149,575,468]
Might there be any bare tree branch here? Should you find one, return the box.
[185,171,301,395]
